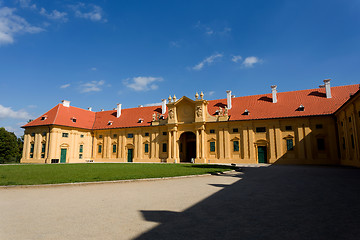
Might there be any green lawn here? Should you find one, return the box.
[0,163,236,186]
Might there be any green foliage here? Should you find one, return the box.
[0,128,23,164]
[0,163,235,185]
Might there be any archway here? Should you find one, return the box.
[179,132,196,162]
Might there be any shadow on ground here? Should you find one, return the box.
[136,165,360,240]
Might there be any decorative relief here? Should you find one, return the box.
[169,109,174,119]
[196,106,202,118]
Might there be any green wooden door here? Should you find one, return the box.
[258,146,267,163]
[127,149,133,162]
[60,149,67,163]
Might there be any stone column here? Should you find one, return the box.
[121,134,126,160]
[218,129,224,160]
[35,133,41,160]
[304,122,313,160]
[196,130,200,159]
[138,133,143,161]
[224,129,230,159]
[275,125,282,160]
[173,130,177,163]
[242,127,248,160]
[22,133,30,161]
[168,131,172,161]
[297,125,305,159]
[201,128,205,162]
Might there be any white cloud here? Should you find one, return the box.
[0,104,32,119]
[70,3,106,22]
[242,56,261,68]
[231,55,242,63]
[39,8,68,22]
[60,83,71,89]
[123,77,163,91]
[144,102,162,107]
[192,53,223,71]
[91,67,97,71]
[169,41,180,48]
[4,125,24,137]
[0,7,44,45]
[80,80,105,93]
[17,0,37,10]
[207,91,215,97]
[195,21,231,36]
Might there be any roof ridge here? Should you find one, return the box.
[53,104,61,125]
[208,84,359,102]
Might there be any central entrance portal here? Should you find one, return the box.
[179,132,196,162]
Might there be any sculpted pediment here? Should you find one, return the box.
[175,97,195,124]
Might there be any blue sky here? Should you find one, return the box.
[1,0,360,136]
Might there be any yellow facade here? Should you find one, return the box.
[335,91,360,167]
[21,94,351,166]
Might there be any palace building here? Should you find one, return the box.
[21,80,360,167]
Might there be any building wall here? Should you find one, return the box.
[21,115,339,165]
[335,93,360,167]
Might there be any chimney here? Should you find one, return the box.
[162,99,167,114]
[226,90,232,109]
[88,107,92,111]
[116,104,122,118]
[271,85,277,103]
[62,100,70,107]
[323,79,331,98]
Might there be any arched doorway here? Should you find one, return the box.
[179,132,196,162]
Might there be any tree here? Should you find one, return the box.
[0,127,23,164]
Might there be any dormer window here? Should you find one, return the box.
[159,115,165,120]
[138,118,144,123]
[71,117,77,123]
[244,109,249,115]
[41,116,47,121]
[298,105,305,111]
[108,121,113,126]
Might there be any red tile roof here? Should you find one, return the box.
[23,84,359,129]
[208,84,359,120]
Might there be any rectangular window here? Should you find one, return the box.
[351,135,355,149]
[41,143,46,158]
[162,143,167,152]
[358,111,360,117]
[317,138,325,151]
[145,143,149,153]
[79,145,83,153]
[162,132,167,136]
[79,154,83,159]
[342,137,346,150]
[80,134,84,138]
[42,132,47,136]
[315,124,323,129]
[31,133,35,137]
[30,143,34,158]
[99,135,103,138]
[256,127,266,133]
[233,141,239,152]
[98,145,102,153]
[233,128,238,133]
[341,121,343,127]
[113,134,117,138]
[210,129,215,134]
[145,132,149,136]
[127,133,133,138]
[62,133,69,138]
[285,126,292,131]
[349,117,352,122]
[286,139,294,151]
[113,144,117,153]
[210,142,215,152]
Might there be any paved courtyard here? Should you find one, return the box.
[1,165,360,240]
